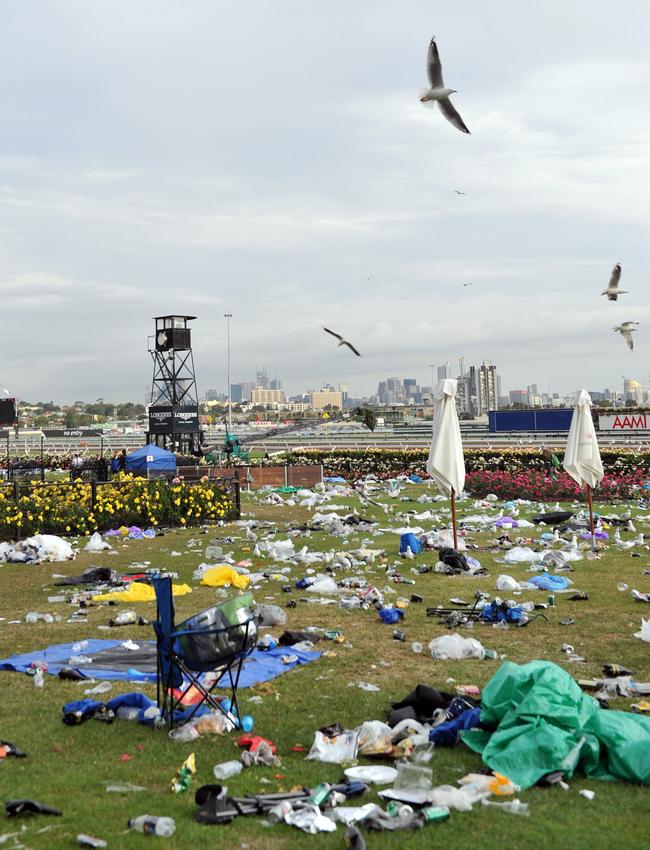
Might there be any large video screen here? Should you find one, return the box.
[0,398,17,426]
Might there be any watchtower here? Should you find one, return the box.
[147,315,202,454]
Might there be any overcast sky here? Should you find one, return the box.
[1,0,649,403]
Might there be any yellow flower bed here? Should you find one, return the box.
[0,474,236,539]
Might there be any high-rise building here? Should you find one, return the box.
[231,381,256,403]
[509,389,528,406]
[251,388,287,405]
[477,361,498,414]
[269,377,282,391]
[256,368,269,390]
[437,363,451,382]
[456,371,477,417]
[309,388,343,410]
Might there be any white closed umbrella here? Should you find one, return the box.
[427,378,465,548]
[563,389,604,545]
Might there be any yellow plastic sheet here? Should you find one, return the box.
[199,565,250,589]
[95,582,192,603]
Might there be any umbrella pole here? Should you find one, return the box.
[587,484,596,550]
[451,487,458,549]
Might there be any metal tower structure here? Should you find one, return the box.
[147,315,202,454]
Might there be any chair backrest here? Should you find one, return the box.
[153,575,183,689]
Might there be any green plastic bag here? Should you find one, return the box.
[461,660,650,789]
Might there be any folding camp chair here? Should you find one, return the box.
[153,576,258,730]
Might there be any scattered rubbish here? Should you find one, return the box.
[77,835,107,849]
[171,753,196,793]
[213,760,243,780]
[580,789,595,801]
[128,816,176,836]
[5,800,62,818]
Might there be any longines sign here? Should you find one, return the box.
[148,405,199,434]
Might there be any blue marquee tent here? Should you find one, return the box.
[125,443,176,473]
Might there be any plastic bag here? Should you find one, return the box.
[84,532,112,552]
[428,634,485,660]
[496,575,520,592]
[306,730,358,763]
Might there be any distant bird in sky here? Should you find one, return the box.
[462,282,472,287]
[601,263,626,301]
[454,189,466,195]
[323,327,362,357]
[420,36,470,134]
[613,321,639,350]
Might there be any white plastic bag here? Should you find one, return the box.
[428,634,485,660]
[306,730,358,763]
[496,574,520,592]
[84,532,112,552]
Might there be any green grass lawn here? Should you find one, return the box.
[1,486,649,849]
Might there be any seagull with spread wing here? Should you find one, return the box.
[420,36,470,134]
[601,263,627,301]
[323,327,362,357]
[613,321,638,350]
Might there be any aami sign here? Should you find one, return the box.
[599,414,649,431]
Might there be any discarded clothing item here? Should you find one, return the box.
[531,511,573,526]
[400,533,423,555]
[94,582,192,603]
[55,567,115,586]
[199,566,250,589]
[437,547,470,573]
[6,799,62,817]
[462,660,650,788]
[429,707,482,746]
[389,685,454,727]
[526,574,572,592]
[278,630,322,646]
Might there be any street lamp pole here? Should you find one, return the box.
[224,313,233,433]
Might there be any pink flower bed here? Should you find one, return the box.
[465,469,646,501]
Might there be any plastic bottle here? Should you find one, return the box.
[68,655,93,666]
[213,760,243,780]
[109,610,137,627]
[25,612,40,624]
[128,815,176,836]
[33,669,44,688]
[411,642,423,654]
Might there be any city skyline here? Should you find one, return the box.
[1,2,649,403]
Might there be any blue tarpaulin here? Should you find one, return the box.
[125,444,176,473]
[0,640,320,687]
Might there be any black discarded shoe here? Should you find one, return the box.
[568,592,589,601]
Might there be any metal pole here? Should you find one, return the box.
[587,485,596,550]
[451,486,458,550]
[224,312,233,433]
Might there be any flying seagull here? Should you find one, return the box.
[454,189,466,195]
[420,37,470,134]
[613,321,638,350]
[601,263,626,301]
[323,327,362,357]
[462,282,472,287]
